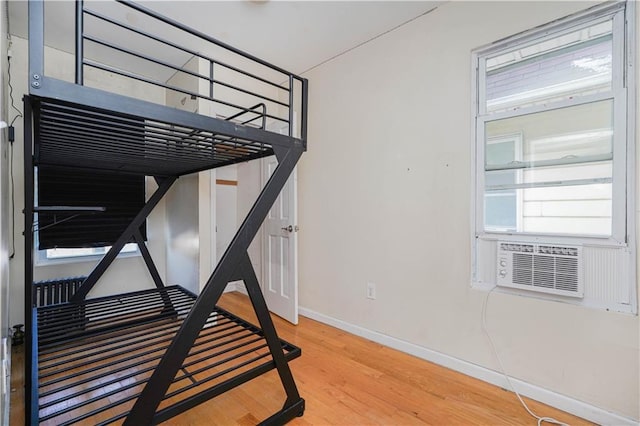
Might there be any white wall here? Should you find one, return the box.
[8,36,168,324]
[198,170,213,291]
[164,56,215,295]
[164,57,201,295]
[215,165,238,261]
[237,160,262,284]
[299,1,639,421]
[165,173,200,294]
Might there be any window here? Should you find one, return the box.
[37,165,147,250]
[35,166,146,263]
[472,2,636,312]
[474,2,631,242]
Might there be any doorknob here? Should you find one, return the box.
[281,225,293,232]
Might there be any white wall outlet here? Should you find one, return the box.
[366,282,376,300]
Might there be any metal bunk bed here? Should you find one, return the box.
[23,0,307,424]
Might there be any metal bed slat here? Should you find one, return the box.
[33,97,278,177]
[39,118,269,156]
[37,131,247,161]
[37,142,267,173]
[38,301,189,338]
[39,307,222,376]
[37,292,188,329]
[37,290,189,324]
[39,100,273,147]
[38,116,265,159]
[39,315,229,363]
[40,326,260,382]
[40,340,270,423]
[37,285,185,313]
[38,319,236,399]
[35,286,301,425]
[38,302,186,342]
[38,128,264,163]
[39,318,241,373]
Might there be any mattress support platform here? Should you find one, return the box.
[34,286,302,425]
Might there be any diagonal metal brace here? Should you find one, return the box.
[125,142,303,425]
[238,253,302,407]
[70,176,176,302]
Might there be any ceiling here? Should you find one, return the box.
[8,1,442,77]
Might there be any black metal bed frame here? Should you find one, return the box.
[24,1,307,424]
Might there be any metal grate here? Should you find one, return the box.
[35,286,301,425]
[33,98,275,177]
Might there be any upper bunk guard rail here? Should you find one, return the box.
[28,0,308,177]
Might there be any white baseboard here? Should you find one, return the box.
[299,306,638,426]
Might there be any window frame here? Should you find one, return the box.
[484,133,523,233]
[472,1,633,247]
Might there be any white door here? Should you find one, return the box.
[261,155,298,324]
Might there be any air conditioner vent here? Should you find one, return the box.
[497,242,583,298]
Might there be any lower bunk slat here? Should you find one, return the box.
[34,286,301,425]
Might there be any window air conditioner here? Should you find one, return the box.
[496,242,583,298]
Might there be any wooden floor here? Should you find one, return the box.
[11,291,592,425]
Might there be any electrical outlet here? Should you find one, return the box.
[366,282,376,300]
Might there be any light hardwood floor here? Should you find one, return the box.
[11,291,592,425]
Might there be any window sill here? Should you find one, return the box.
[35,250,141,267]
[470,282,636,315]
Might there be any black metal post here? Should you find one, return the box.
[29,311,39,425]
[75,0,84,85]
[288,75,294,137]
[23,98,36,426]
[71,176,177,302]
[125,143,304,425]
[209,60,214,99]
[28,0,44,94]
[300,78,308,149]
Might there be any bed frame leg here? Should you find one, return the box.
[238,254,304,413]
[23,97,38,426]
